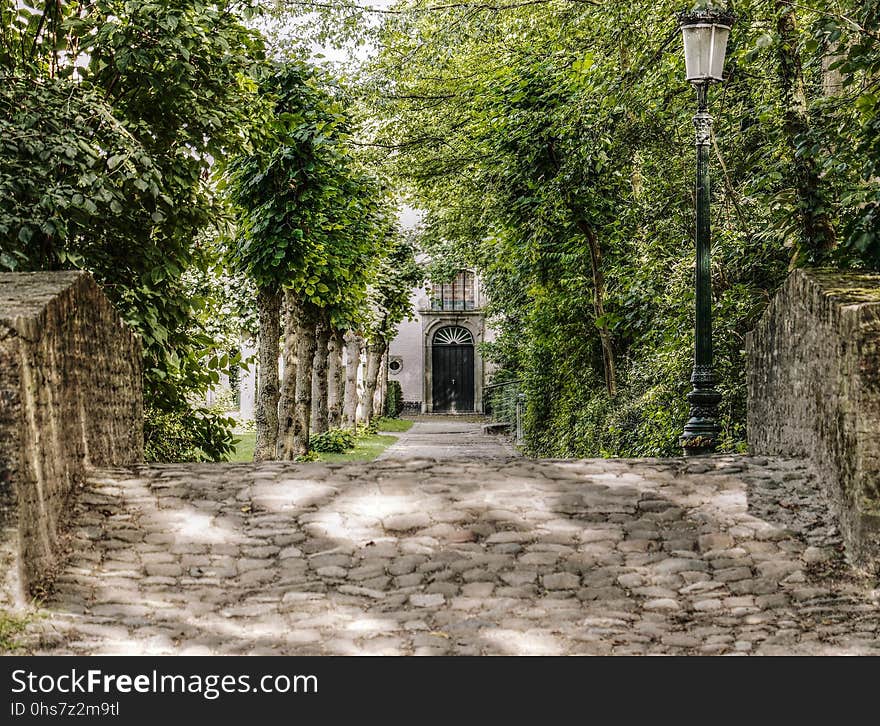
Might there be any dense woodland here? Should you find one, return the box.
[2,1,880,460]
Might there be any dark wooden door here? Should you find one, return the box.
[432,344,474,412]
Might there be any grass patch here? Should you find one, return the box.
[315,434,398,463]
[0,610,32,653]
[375,417,414,432]
[229,432,256,462]
[229,418,411,463]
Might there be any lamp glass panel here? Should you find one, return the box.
[709,25,730,80]
[682,22,730,82]
[682,23,712,80]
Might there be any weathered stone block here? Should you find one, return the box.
[747,269,880,568]
[0,272,142,605]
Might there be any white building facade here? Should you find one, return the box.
[389,270,496,413]
[229,270,496,420]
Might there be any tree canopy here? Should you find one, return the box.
[363,0,880,455]
[224,61,387,327]
[5,0,879,460]
[2,1,269,460]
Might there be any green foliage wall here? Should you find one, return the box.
[369,0,880,457]
[1,0,269,460]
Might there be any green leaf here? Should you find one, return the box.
[856,94,877,115]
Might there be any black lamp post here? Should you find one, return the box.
[677,8,734,456]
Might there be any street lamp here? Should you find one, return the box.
[677,7,734,456]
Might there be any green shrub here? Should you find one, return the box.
[358,420,379,436]
[311,428,356,453]
[384,380,404,418]
[144,405,236,462]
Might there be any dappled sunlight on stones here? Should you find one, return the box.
[253,479,338,511]
[150,508,232,545]
[22,453,880,655]
[481,629,568,656]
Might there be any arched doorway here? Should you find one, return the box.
[431,326,475,412]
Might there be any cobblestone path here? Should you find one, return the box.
[378,419,516,460]
[30,450,880,655]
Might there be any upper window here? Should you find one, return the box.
[430,270,476,311]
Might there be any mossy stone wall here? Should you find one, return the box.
[0,272,142,604]
[747,268,880,569]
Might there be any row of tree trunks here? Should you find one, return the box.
[254,302,388,460]
[254,287,281,462]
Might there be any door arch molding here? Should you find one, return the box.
[433,325,474,346]
[430,326,474,412]
[422,318,484,413]
[423,319,482,413]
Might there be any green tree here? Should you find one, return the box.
[360,232,423,426]
[1,0,269,461]
[366,0,880,457]
[225,61,390,458]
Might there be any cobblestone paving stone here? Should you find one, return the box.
[29,454,880,655]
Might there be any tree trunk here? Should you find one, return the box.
[381,349,389,414]
[253,286,281,462]
[373,348,388,418]
[279,297,318,459]
[276,289,298,458]
[310,311,331,435]
[822,43,844,97]
[360,340,386,427]
[343,331,362,429]
[577,220,617,397]
[327,329,345,429]
[775,0,836,263]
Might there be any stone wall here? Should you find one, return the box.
[0,272,142,605]
[747,268,880,569]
